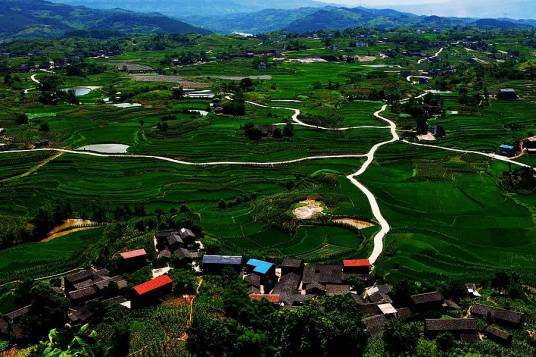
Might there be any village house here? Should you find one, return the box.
[498,144,517,157]
[377,303,398,317]
[279,257,304,276]
[247,259,275,279]
[0,306,30,340]
[202,255,243,274]
[425,318,479,342]
[363,314,386,336]
[496,88,517,100]
[131,275,173,308]
[249,293,281,305]
[64,270,95,292]
[410,291,444,311]
[470,303,524,328]
[119,249,149,271]
[68,286,98,305]
[343,259,371,275]
[64,268,128,306]
[33,140,49,149]
[326,284,350,296]
[302,264,343,291]
[272,272,303,306]
[484,325,512,346]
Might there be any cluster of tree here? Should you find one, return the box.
[299,109,343,128]
[64,60,106,77]
[37,75,78,105]
[0,220,32,249]
[223,100,246,116]
[162,51,208,66]
[31,202,74,240]
[500,167,536,194]
[187,277,368,357]
[14,280,70,344]
[30,322,129,357]
[241,122,293,141]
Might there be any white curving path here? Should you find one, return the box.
[347,105,400,264]
[0,148,367,167]
[403,140,535,171]
[246,100,389,131]
[417,47,444,64]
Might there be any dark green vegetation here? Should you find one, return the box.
[0,28,535,283]
[0,24,535,356]
[0,0,210,41]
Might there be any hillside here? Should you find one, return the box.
[50,0,325,18]
[188,8,320,34]
[0,0,210,41]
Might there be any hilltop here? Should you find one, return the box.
[0,0,210,41]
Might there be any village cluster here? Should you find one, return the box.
[0,228,526,347]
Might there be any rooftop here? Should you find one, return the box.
[411,291,444,305]
[250,294,281,304]
[133,275,173,296]
[202,255,242,265]
[280,257,303,269]
[425,318,478,332]
[247,258,274,275]
[119,249,147,260]
[377,303,397,315]
[343,259,371,267]
[471,303,523,325]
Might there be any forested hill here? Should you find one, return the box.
[0,0,210,41]
[187,6,536,34]
[50,0,325,18]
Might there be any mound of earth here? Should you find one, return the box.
[293,199,326,220]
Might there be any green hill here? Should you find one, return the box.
[0,0,210,41]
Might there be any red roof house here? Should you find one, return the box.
[343,259,371,273]
[133,275,173,296]
[120,249,147,260]
[249,294,281,304]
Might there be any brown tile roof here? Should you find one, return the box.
[471,304,523,325]
[303,265,342,285]
[397,307,412,320]
[68,286,98,302]
[65,270,94,284]
[411,291,444,305]
[363,315,386,336]
[326,284,350,296]
[273,273,301,295]
[425,318,478,332]
[244,274,261,288]
[73,279,95,290]
[280,257,303,269]
[485,325,512,342]
[4,306,30,321]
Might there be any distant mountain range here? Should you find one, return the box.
[49,0,326,18]
[0,0,210,41]
[2,0,536,42]
[189,6,536,34]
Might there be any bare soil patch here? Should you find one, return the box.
[332,217,375,230]
[128,73,209,89]
[293,200,326,220]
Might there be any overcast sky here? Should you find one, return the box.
[317,0,534,19]
[319,0,445,5]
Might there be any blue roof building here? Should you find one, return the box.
[246,259,274,275]
[499,144,516,157]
